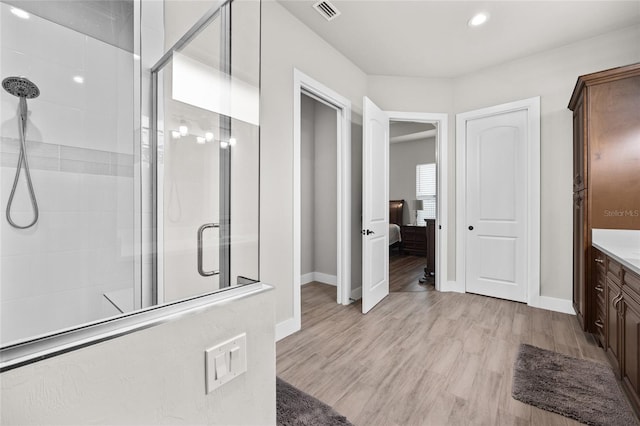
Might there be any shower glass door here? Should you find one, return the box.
[152,0,260,304]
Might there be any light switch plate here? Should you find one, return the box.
[205,333,247,393]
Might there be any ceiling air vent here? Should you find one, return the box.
[313,0,341,22]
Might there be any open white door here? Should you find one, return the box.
[362,97,390,313]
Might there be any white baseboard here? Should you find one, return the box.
[300,272,337,286]
[440,280,465,293]
[300,273,315,285]
[436,281,574,315]
[275,317,300,342]
[529,295,575,315]
[350,286,362,301]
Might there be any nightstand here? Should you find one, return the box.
[401,225,427,256]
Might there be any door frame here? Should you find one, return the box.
[455,97,540,304]
[292,69,352,330]
[386,111,449,291]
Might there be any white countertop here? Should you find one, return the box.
[592,229,640,276]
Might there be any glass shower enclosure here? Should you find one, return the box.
[0,0,260,350]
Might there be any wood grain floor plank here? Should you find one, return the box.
[277,281,609,425]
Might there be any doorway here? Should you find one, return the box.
[361,99,450,313]
[300,93,339,295]
[388,120,437,293]
[455,97,540,303]
[284,69,352,339]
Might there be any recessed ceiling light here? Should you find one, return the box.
[468,12,489,27]
[179,124,188,136]
[11,7,30,19]
[205,132,214,142]
[73,75,84,84]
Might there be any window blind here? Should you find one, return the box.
[416,163,436,220]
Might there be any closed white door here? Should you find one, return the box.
[464,109,528,302]
[362,97,390,313]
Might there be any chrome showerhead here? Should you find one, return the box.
[2,76,40,99]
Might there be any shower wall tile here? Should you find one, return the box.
[1,152,59,171]
[60,145,111,165]
[1,286,106,345]
[0,3,85,70]
[83,111,119,153]
[1,1,136,345]
[1,138,59,158]
[60,159,111,175]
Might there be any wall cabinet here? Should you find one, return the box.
[568,63,640,331]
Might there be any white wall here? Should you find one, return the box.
[301,94,315,275]
[0,286,276,425]
[300,94,338,281]
[366,75,456,278]
[452,24,640,300]
[0,2,135,344]
[367,24,640,301]
[264,4,640,328]
[389,138,436,225]
[260,0,367,324]
[312,99,337,277]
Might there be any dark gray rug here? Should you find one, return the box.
[512,344,639,426]
[277,377,353,426]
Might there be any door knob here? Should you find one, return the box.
[366,229,375,235]
[468,226,474,231]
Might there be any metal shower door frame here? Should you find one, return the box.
[150,0,233,304]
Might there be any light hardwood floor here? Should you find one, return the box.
[389,254,433,293]
[277,283,611,425]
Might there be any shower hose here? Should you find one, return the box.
[6,96,39,229]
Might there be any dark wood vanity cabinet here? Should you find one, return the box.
[569,63,640,332]
[594,248,640,415]
[622,273,640,411]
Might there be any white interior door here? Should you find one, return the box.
[464,108,528,302]
[362,97,390,313]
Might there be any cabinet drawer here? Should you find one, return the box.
[624,268,640,301]
[593,248,606,272]
[608,258,623,282]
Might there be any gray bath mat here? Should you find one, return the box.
[277,377,353,426]
[512,344,638,426]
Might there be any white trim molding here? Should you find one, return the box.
[455,96,541,306]
[301,272,338,286]
[350,286,362,301]
[276,317,299,342]
[385,111,449,292]
[529,296,575,315]
[291,68,352,341]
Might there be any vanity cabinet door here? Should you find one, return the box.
[573,191,587,329]
[622,290,640,411]
[572,93,586,192]
[606,277,622,373]
[592,249,606,346]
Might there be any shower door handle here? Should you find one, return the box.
[197,223,220,277]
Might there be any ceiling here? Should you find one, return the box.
[277,1,640,78]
